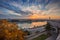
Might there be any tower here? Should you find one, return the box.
[49,17,51,20]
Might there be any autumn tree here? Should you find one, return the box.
[0,19,25,40]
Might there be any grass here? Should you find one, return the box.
[32,34,48,40]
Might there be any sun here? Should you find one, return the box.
[29,14,40,19]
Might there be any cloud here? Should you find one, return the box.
[0,9,22,17]
[11,0,60,16]
[7,10,22,16]
[44,2,60,15]
[11,2,43,14]
[0,0,60,19]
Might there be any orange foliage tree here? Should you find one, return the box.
[0,19,25,40]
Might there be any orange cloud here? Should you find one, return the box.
[28,14,60,20]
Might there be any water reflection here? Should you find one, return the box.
[31,21,47,28]
[18,21,47,29]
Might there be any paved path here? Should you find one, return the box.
[45,32,57,40]
[56,34,60,40]
[45,21,59,40]
[26,31,46,40]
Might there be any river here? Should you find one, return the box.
[17,21,47,29]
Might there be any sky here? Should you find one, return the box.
[0,0,60,19]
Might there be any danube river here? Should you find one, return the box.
[17,21,47,29]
